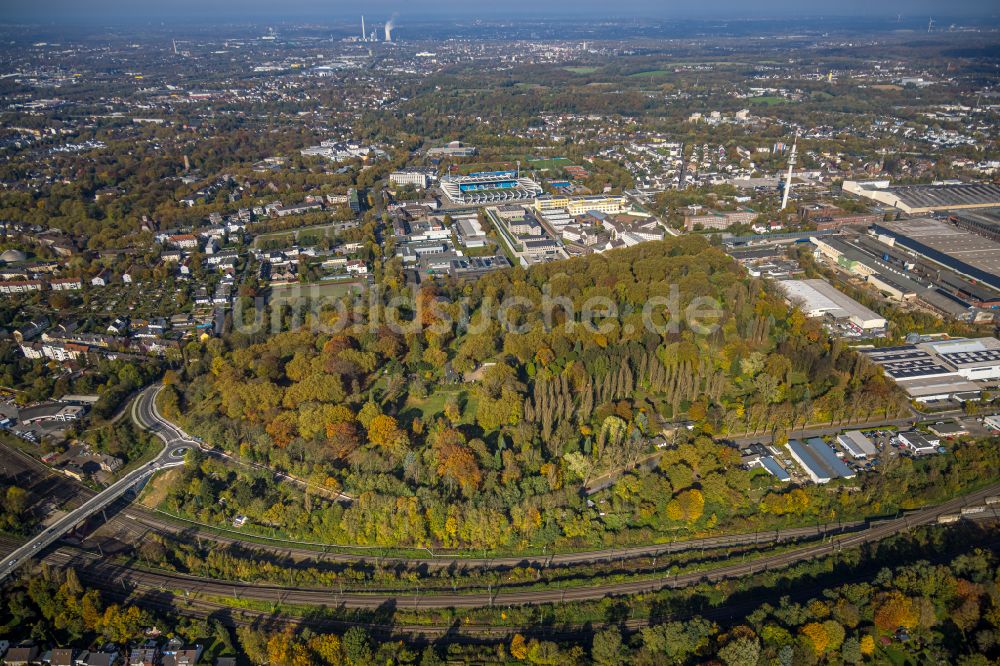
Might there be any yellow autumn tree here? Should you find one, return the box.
[307,634,344,665]
[511,633,529,660]
[667,488,705,522]
[800,622,829,656]
[367,414,409,457]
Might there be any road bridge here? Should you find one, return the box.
[0,386,190,582]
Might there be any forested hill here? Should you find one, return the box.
[161,237,916,549]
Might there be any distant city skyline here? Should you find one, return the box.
[1,0,998,24]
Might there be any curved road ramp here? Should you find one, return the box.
[0,385,191,583]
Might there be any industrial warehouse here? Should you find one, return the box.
[843,180,1000,214]
[786,438,856,484]
[860,336,1000,402]
[777,278,887,336]
[871,218,1000,292]
[808,232,1000,322]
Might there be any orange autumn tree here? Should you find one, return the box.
[874,591,919,632]
[430,426,482,496]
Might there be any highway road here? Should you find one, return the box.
[0,386,191,583]
[47,482,1000,610]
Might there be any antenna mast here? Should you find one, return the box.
[781,134,798,211]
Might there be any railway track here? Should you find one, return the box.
[42,483,1000,610]
[3,438,867,570]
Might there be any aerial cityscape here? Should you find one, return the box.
[0,2,999,664]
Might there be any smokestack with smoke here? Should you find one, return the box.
[385,15,395,42]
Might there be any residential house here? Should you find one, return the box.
[0,279,45,294]
[91,270,112,287]
[50,648,76,666]
[86,651,118,666]
[167,234,199,250]
[107,318,129,336]
[127,645,158,666]
[13,316,50,343]
[50,277,83,291]
[3,645,40,665]
[162,645,202,666]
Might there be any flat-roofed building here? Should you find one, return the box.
[683,208,756,231]
[806,437,856,479]
[888,374,981,402]
[837,431,878,459]
[898,431,941,455]
[778,278,887,333]
[858,341,994,402]
[871,218,1000,292]
[18,402,87,425]
[390,168,436,189]
[928,421,968,438]
[427,141,477,157]
[844,180,1000,214]
[787,439,833,484]
[535,195,628,217]
[916,337,1000,382]
[951,208,1000,242]
[456,217,488,247]
[758,455,791,482]
[866,272,919,301]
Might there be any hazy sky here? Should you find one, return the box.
[1,0,997,23]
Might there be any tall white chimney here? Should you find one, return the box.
[361,16,366,42]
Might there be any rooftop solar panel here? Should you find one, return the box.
[941,350,1000,364]
[881,363,953,379]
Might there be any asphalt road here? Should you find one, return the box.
[47,482,1000,610]
[0,386,190,583]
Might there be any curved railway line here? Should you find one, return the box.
[36,483,1000,611]
[3,385,999,638]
